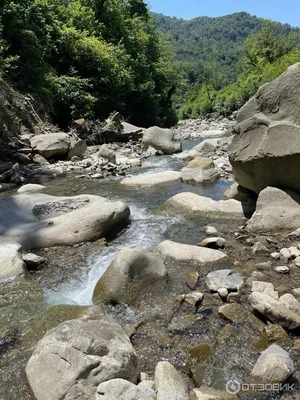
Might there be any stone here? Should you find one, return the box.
[161,192,244,216]
[31,132,71,159]
[198,129,231,142]
[154,240,228,266]
[223,182,252,202]
[289,246,300,258]
[121,171,181,186]
[93,248,167,305]
[0,192,130,250]
[251,281,279,299]
[190,386,238,400]
[186,138,228,160]
[205,226,218,235]
[294,257,300,267]
[67,135,87,160]
[185,271,200,290]
[229,63,300,195]
[138,380,156,391]
[97,144,116,163]
[217,287,229,299]
[22,253,46,270]
[17,184,46,194]
[205,270,243,292]
[26,313,139,400]
[280,294,300,315]
[248,292,300,329]
[198,237,226,249]
[280,248,292,260]
[155,361,189,400]
[248,344,294,384]
[184,292,204,307]
[218,303,246,323]
[227,292,241,303]
[187,344,212,387]
[275,266,290,274]
[96,379,156,400]
[255,324,292,351]
[252,242,269,255]
[142,126,182,155]
[246,187,300,234]
[181,167,220,185]
[0,237,25,279]
[186,156,214,169]
[292,288,300,297]
[271,252,281,260]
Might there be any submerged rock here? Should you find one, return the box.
[121,171,181,186]
[155,361,189,400]
[142,126,182,155]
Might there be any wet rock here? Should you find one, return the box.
[0,237,25,279]
[154,240,228,266]
[96,379,156,400]
[198,237,226,249]
[275,266,290,274]
[155,361,189,400]
[191,386,238,400]
[184,292,204,307]
[121,171,181,186]
[26,313,139,400]
[205,226,218,235]
[0,192,130,250]
[187,344,212,387]
[181,166,220,185]
[17,184,46,194]
[93,248,167,305]
[248,344,294,384]
[22,253,46,271]
[218,303,247,323]
[142,126,182,155]
[205,270,243,292]
[255,324,292,351]
[185,271,200,290]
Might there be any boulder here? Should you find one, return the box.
[223,182,254,202]
[251,281,279,299]
[26,313,139,400]
[205,270,243,292]
[121,171,181,186]
[181,167,220,185]
[280,294,300,315]
[142,126,182,155]
[155,361,189,400]
[218,303,247,324]
[17,184,46,194]
[0,192,130,250]
[248,344,294,384]
[97,144,116,163]
[154,240,228,266]
[93,248,167,305]
[67,135,87,160]
[246,187,300,234]
[161,192,244,217]
[229,63,300,194]
[186,138,230,160]
[96,379,156,400]
[191,386,238,400]
[0,237,25,279]
[198,237,226,249]
[30,132,70,159]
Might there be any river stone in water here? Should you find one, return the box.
[246,187,300,234]
[121,171,181,186]
[205,270,243,292]
[154,240,228,266]
[142,126,182,155]
[155,361,189,400]
[26,314,139,400]
[0,192,130,250]
[248,344,294,384]
[93,248,167,305]
[0,237,25,279]
[96,379,156,400]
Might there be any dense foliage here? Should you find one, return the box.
[0,0,178,128]
[153,12,300,118]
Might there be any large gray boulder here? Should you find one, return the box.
[26,313,139,400]
[93,248,167,305]
[0,192,130,250]
[229,63,300,194]
[142,126,182,154]
[31,132,71,159]
[96,379,156,400]
[0,237,25,279]
[246,187,300,234]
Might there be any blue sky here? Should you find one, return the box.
[148,0,300,27]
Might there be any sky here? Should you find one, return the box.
[148,0,300,27]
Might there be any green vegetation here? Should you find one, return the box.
[153,12,300,118]
[0,0,178,128]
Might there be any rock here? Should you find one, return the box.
[96,379,156,400]
[218,303,246,323]
[227,292,241,303]
[155,361,189,400]
[217,287,229,299]
[246,187,300,234]
[154,240,228,266]
[191,386,238,400]
[271,252,281,260]
[248,344,294,384]
[205,270,243,292]
[30,132,71,159]
[280,294,300,315]
[248,292,300,329]
[186,138,228,160]
[198,237,226,249]
[292,288,300,297]
[129,158,142,168]
[187,344,212,387]
[223,182,252,202]
[142,126,182,155]
[255,324,292,351]
[67,134,87,160]
[229,63,300,195]
[185,271,200,290]
[184,292,204,307]
[161,192,244,217]
[205,226,218,235]
[252,242,269,255]
[97,144,116,163]
[0,192,130,250]
[294,256,300,267]
[251,281,279,299]
[26,313,139,400]
[0,237,25,279]
[22,253,46,270]
[280,248,292,260]
[275,266,290,274]
[93,248,167,305]
[121,171,181,186]
[17,184,46,194]
[186,156,214,169]
[181,167,220,185]
[199,129,231,141]
[289,246,300,258]
[138,380,156,391]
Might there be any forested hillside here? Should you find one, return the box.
[0,0,177,129]
[152,12,300,118]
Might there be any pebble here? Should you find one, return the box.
[205,226,218,235]
[275,266,290,274]
[270,252,281,260]
[217,288,229,299]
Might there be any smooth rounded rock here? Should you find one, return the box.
[155,361,189,400]
[206,270,243,292]
[121,171,181,186]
